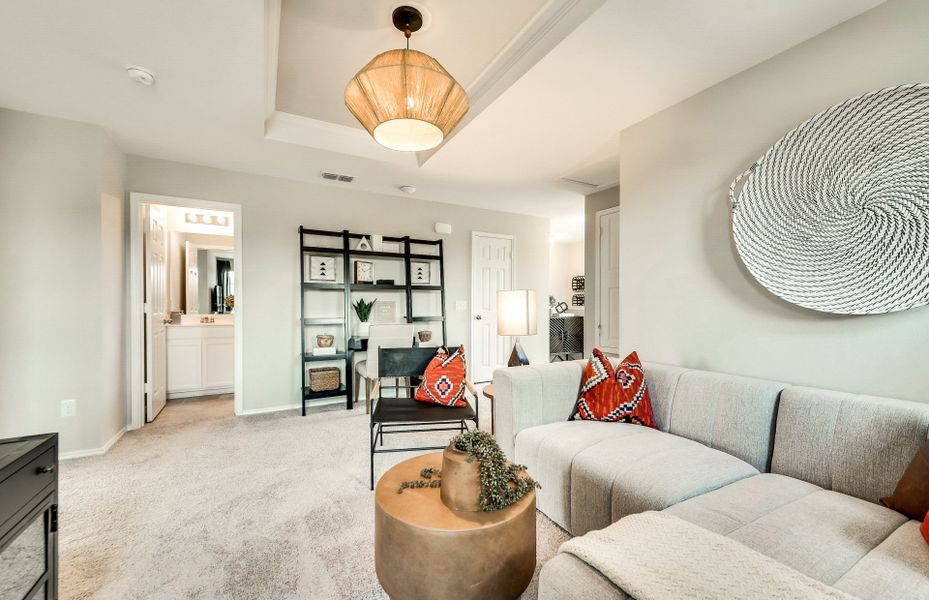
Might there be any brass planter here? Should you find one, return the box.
[440,444,482,512]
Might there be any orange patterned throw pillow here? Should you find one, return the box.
[571,349,656,427]
[922,512,929,547]
[415,346,468,408]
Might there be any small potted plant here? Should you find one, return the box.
[352,298,376,337]
[398,430,538,512]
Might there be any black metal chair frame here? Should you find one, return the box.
[369,347,479,490]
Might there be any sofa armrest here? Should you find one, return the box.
[492,360,586,459]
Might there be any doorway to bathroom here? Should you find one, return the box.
[128,193,243,430]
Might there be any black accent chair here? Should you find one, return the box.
[369,347,479,489]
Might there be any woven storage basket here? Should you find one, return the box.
[729,83,929,315]
[308,367,340,392]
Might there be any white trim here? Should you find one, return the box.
[594,206,620,353]
[60,426,127,460]
[264,0,281,121]
[129,193,245,432]
[469,231,516,383]
[167,387,234,400]
[239,402,301,416]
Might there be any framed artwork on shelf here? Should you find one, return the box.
[307,255,336,282]
[572,276,585,292]
[371,300,398,323]
[572,294,585,307]
[411,261,431,284]
[354,260,374,283]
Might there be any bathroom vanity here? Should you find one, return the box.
[166,319,234,398]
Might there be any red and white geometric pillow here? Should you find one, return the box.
[414,346,468,408]
[570,349,656,427]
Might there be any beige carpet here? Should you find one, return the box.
[59,394,570,599]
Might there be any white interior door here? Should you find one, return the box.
[471,233,514,382]
[596,207,620,354]
[145,205,168,421]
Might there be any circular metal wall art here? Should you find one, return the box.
[730,84,929,315]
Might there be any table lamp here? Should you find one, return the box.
[496,289,537,367]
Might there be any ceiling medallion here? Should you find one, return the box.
[344,5,469,152]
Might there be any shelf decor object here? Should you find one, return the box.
[344,5,469,152]
[354,260,374,283]
[299,226,447,414]
[411,260,430,284]
[730,84,929,315]
[497,289,538,367]
[571,276,585,292]
[571,294,585,307]
[307,255,336,281]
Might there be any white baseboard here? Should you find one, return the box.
[239,402,301,416]
[60,426,127,460]
[168,386,234,399]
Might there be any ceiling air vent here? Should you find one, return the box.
[321,172,355,183]
[560,177,601,189]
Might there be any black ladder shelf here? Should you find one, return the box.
[299,227,447,414]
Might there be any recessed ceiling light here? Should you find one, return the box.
[126,66,155,86]
[399,185,417,194]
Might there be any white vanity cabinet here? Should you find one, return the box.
[166,324,234,397]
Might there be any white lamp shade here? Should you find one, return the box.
[496,290,538,336]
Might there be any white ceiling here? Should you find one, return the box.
[0,0,888,243]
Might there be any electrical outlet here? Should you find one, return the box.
[455,300,467,311]
[61,399,77,417]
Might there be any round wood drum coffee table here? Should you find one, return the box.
[374,452,536,600]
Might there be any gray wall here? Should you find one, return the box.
[127,156,550,412]
[618,0,929,402]
[0,108,127,454]
[584,186,619,354]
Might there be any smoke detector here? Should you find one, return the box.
[399,185,417,194]
[126,66,155,86]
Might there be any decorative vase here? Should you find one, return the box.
[316,334,334,348]
[417,330,432,343]
[357,321,370,337]
[439,444,482,512]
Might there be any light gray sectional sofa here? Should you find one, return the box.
[493,360,929,599]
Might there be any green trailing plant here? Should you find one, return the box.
[454,430,539,511]
[398,467,443,493]
[352,298,376,322]
[396,431,539,512]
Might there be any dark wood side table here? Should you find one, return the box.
[482,384,495,435]
[0,433,58,599]
[374,452,535,600]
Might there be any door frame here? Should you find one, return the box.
[128,192,244,430]
[594,206,620,353]
[469,231,515,383]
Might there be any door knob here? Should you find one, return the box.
[475,315,482,320]
[37,465,55,474]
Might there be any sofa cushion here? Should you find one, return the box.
[569,427,758,535]
[667,370,787,472]
[667,474,908,585]
[515,420,633,530]
[640,361,689,432]
[833,520,929,600]
[538,553,630,600]
[771,386,929,503]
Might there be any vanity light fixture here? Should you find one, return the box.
[344,5,469,152]
[184,212,230,227]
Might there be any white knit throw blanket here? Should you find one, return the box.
[559,512,858,600]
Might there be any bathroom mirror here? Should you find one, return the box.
[185,244,235,314]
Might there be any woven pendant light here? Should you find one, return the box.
[345,6,469,152]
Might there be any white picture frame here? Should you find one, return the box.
[411,261,430,285]
[307,255,336,281]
